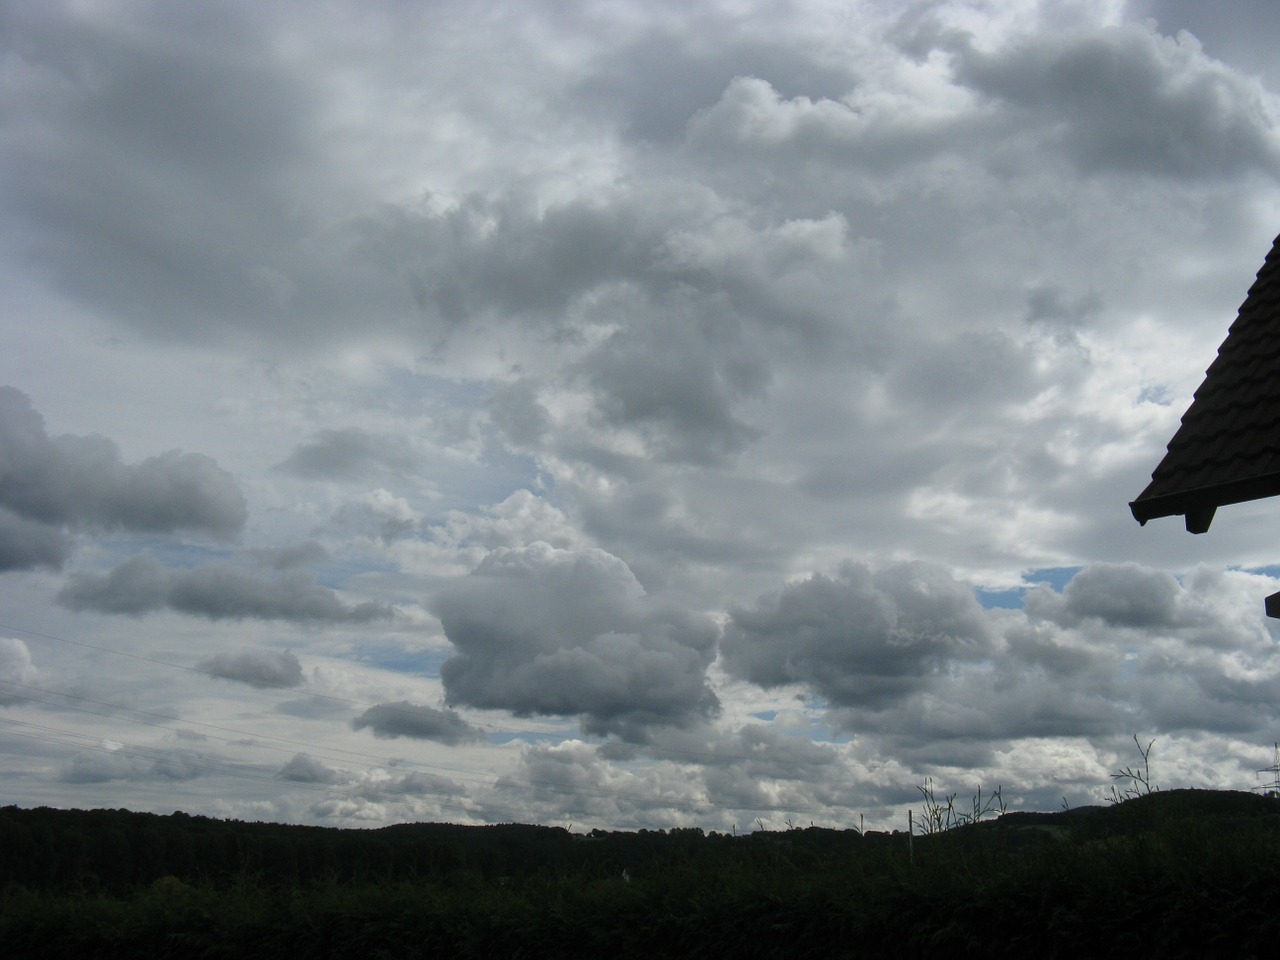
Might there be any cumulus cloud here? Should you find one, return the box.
[60,748,208,783]
[0,387,246,571]
[197,649,305,688]
[57,554,393,623]
[351,701,482,745]
[405,490,590,578]
[949,23,1280,178]
[722,560,993,709]
[0,507,72,572]
[278,752,341,783]
[1059,562,1182,627]
[683,70,987,180]
[387,191,667,324]
[769,563,1280,751]
[433,490,585,556]
[577,303,768,464]
[432,543,720,737]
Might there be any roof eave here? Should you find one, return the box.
[1130,471,1280,532]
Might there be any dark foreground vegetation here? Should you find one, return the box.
[3,790,1279,958]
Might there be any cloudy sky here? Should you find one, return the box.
[4,0,1280,832]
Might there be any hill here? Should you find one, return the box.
[3,790,1279,958]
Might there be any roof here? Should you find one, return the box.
[1130,231,1280,534]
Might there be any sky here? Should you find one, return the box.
[4,0,1280,833]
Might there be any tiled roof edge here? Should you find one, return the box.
[1130,471,1280,525]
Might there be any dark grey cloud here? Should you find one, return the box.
[0,0,356,345]
[1133,667,1275,734]
[722,560,993,709]
[432,543,720,737]
[278,752,341,784]
[351,701,482,745]
[1061,562,1182,627]
[0,507,72,572]
[372,770,467,799]
[401,195,848,472]
[57,554,393,623]
[884,329,1043,414]
[378,191,666,325]
[56,555,168,616]
[831,659,1126,746]
[250,541,329,570]
[276,428,419,480]
[58,752,152,784]
[371,188,832,430]
[818,563,1280,747]
[1023,284,1103,334]
[576,26,857,144]
[59,748,207,784]
[197,649,305,688]
[1020,563,1199,633]
[950,23,1280,179]
[578,302,768,465]
[0,387,246,572]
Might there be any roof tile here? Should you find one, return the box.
[1130,232,1280,530]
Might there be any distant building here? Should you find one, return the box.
[1130,232,1280,616]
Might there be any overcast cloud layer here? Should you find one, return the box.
[3,0,1280,832]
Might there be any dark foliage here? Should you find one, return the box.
[2,791,1279,958]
